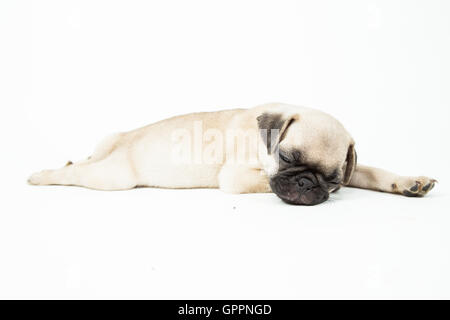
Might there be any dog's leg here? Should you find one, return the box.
[28,133,138,190]
[67,133,124,166]
[218,165,271,194]
[28,150,137,191]
[347,164,436,197]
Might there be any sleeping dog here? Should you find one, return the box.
[28,103,436,205]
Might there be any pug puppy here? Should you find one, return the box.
[28,103,436,205]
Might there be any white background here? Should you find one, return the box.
[1,0,449,299]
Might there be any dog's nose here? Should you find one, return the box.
[297,177,329,205]
[298,177,314,191]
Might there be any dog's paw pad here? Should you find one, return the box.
[409,182,420,192]
[422,181,435,192]
[403,188,421,197]
[397,177,436,197]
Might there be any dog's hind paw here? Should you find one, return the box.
[28,170,52,185]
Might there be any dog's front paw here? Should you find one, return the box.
[392,176,437,197]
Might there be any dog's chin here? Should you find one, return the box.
[269,168,330,206]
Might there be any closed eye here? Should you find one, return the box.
[325,170,340,183]
[328,180,340,186]
[278,151,291,163]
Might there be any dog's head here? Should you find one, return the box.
[257,108,356,205]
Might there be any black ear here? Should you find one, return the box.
[256,112,298,154]
[343,143,357,185]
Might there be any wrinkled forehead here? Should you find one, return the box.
[280,119,350,175]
